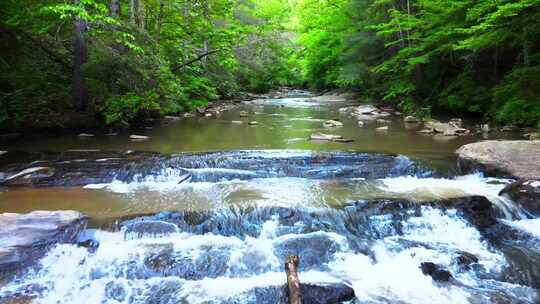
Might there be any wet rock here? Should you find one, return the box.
[163,115,181,122]
[310,133,342,141]
[239,111,249,117]
[499,179,540,216]
[417,128,434,135]
[183,112,196,118]
[456,252,479,269]
[450,118,463,128]
[524,132,539,140]
[273,232,343,269]
[420,262,453,282]
[500,125,519,132]
[457,140,540,179]
[0,150,419,187]
[376,126,389,132]
[376,119,390,124]
[478,124,491,133]
[77,133,94,137]
[123,220,179,239]
[129,134,150,141]
[357,121,364,127]
[3,167,55,186]
[404,116,420,123]
[248,121,259,125]
[231,120,243,124]
[322,120,343,128]
[292,283,356,304]
[0,211,88,277]
[427,121,470,136]
[77,239,100,253]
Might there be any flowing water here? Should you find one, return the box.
[0,93,538,303]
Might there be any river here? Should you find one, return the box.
[0,92,538,303]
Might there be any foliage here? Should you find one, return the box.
[294,0,540,126]
[0,0,298,128]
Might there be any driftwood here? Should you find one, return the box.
[285,255,303,304]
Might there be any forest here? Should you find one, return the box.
[1,0,539,130]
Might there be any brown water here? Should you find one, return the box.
[0,96,520,226]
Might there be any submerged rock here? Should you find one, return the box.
[123,220,179,239]
[0,210,88,277]
[457,140,540,179]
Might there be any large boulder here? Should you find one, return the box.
[456,140,540,179]
[0,210,88,277]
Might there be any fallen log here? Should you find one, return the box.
[285,255,303,304]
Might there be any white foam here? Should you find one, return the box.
[377,174,522,218]
[503,218,540,237]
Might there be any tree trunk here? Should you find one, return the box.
[202,0,210,70]
[285,255,302,304]
[156,0,164,43]
[72,0,89,111]
[109,0,120,17]
[137,0,145,30]
[129,0,136,24]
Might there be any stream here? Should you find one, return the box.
[0,92,538,303]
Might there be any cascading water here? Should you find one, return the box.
[0,94,538,303]
[1,152,539,304]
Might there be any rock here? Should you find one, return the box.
[524,132,539,140]
[376,126,389,132]
[239,111,249,117]
[310,133,342,141]
[457,140,540,179]
[456,252,479,269]
[499,179,540,216]
[417,128,434,135]
[500,125,519,132]
[428,121,470,136]
[0,151,7,157]
[332,138,354,143]
[205,113,213,117]
[0,211,88,277]
[105,132,118,136]
[478,124,490,133]
[129,135,150,141]
[183,113,196,118]
[248,121,258,125]
[77,133,94,137]
[450,118,463,128]
[376,119,390,124]
[322,120,343,128]
[357,121,364,127]
[3,167,55,186]
[292,283,355,304]
[123,220,179,239]
[420,262,453,282]
[0,150,419,187]
[163,115,181,122]
[231,120,243,124]
[404,116,420,123]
